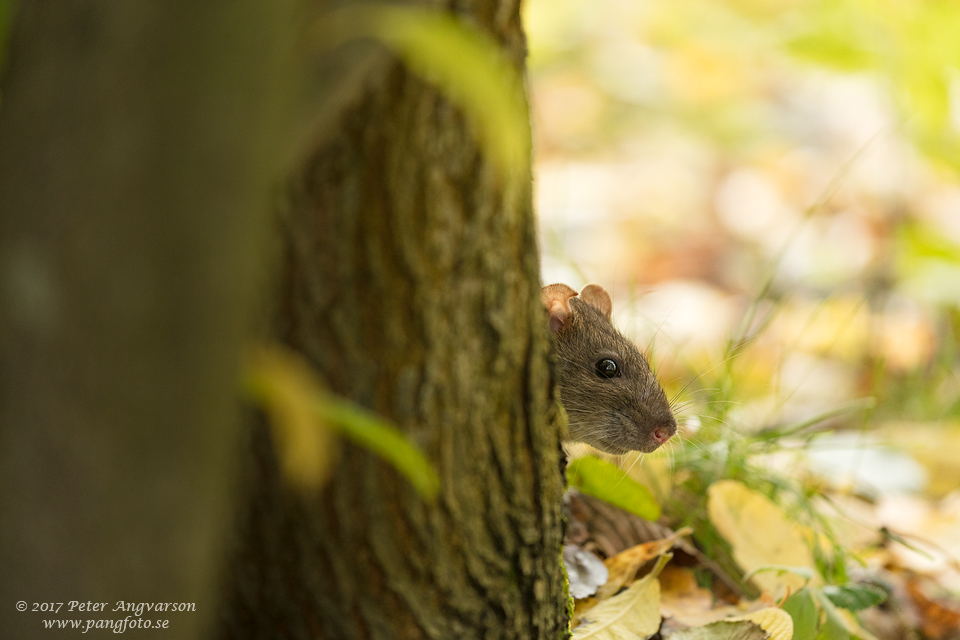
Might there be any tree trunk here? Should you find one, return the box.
[218,1,570,639]
[0,3,296,639]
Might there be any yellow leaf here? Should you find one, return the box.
[707,480,816,597]
[667,607,793,640]
[734,608,794,640]
[574,554,671,639]
[245,344,440,500]
[245,345,336,490]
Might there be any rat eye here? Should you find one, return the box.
[595,359,619,379]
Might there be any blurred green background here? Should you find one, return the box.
[527,0,960,496]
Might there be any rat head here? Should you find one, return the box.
[542,283,677,455]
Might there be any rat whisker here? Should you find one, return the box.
[669,400,696,414]
[670,350,742,401]
[646,293,683,355]
[701,399,748,408]
[676,429,708,455]
[616,451,644,487]
[664,438,677,469]
[670,387,719,405]
[693,412,736,430]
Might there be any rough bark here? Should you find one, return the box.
[0,3,296,639]
[218,1,570,639]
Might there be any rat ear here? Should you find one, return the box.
[580,284,613,319]
[541,283,578,333]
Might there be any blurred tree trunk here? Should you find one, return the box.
[0,3,296,639]
[217,1,570,639]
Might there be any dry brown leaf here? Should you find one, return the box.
[572,597,598,629]
[659,565,724,627]
[906,575,960,640]
[596,527,693,600]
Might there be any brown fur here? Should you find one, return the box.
[543,283,677,454]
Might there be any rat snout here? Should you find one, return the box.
[652,419,677,445]
[652,425,672,444]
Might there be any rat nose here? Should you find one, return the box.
[652,425,673,444]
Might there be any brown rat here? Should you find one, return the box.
[542,283,677,455]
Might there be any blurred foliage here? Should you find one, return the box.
[245,345,439,500]
[568,455,662,521]
[782,588,818,640]
[318,3,529,175]
[821,583,887,611]
[527,0,960,482]
[527,0,960,621]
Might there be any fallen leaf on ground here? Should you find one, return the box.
[736,608,793,640]
[660,565,733,627]
[572,597,598,629]
[663,608,792,640]
[574,554,671,639]
[597,527,693,600]
[664,620,767,640]
[906,575,960,640]
[708,480,816,597]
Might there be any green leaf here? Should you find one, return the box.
[879,527,936,560]
[568,456,661,521]
[814,616,849,640]
[245,347,339,490]
[893,222,960,304]
[318,393,440,501]
[317,4,529,176]
[897,221,960,267]
[782,588,818,640]
[902,70,950,133]
[815,592,851,640]
[821,584,886,612]
[786,32,874,71]
[245,345,439,501]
